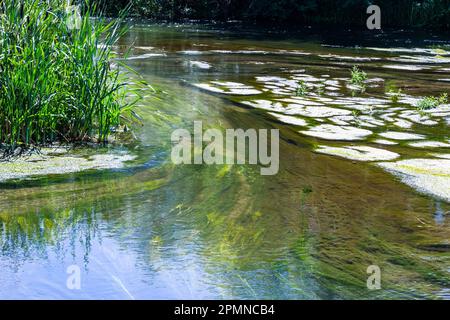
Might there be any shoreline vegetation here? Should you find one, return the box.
[0,0,139,156]
[99,0,450,30]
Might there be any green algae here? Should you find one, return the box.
[0,151,136,182]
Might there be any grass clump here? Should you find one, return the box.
[350,66,367,87]
[0,0,136,150]
[296,80,309,96]
[417,93,448,110]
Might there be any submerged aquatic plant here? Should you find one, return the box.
[388,88,402,104]
[316,80,325,96]
[0,0,137,150]
[352,110,362,126]
[300,185,313,206]
[350,66,367,87]
[417,93,448,110]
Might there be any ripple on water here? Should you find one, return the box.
[188,61,212,69]
[125,53,166,60]
[193,82,262,95]
[382,64,429,71]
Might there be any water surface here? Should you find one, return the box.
[0,24,449,299]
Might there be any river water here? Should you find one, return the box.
[0,24,449,299]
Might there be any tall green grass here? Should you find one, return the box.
[0,0,134,150]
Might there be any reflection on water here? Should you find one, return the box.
[0,24,449,299]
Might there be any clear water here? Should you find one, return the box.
[0,24,449,299]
